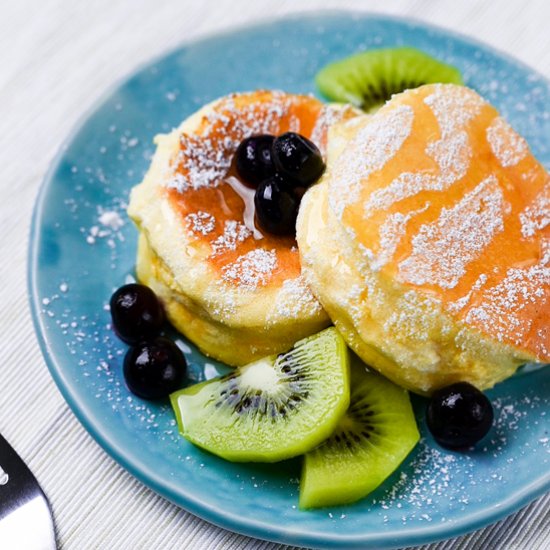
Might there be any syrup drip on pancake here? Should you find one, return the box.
[225,176,263,240]
[328,84,549,360]
[165,91,357,294]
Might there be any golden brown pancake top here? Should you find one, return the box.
[328,84,549,361]
[165,91,357,291]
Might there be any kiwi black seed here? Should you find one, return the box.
[335,400,383,458]
[170,327,350,462]
[315,46,463,112]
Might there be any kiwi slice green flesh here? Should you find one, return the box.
[299,356,419,509]
[170,327,350,462]
[315,47,463,112]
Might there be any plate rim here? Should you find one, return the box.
[28,10,550,549]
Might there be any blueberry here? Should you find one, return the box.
[254,175,298,236]
[235,134,276,187]
[123,337,186,400]
[426,382,494,450]
[271,132,325,187]
[110,283,165,345]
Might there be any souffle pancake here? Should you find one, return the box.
[128,91,358,365]
[297,84,549,395]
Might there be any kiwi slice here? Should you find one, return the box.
[299,356,419,509]
[170,327,350,462]
[315,47,463,112]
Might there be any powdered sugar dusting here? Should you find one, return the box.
[210,220,252,255]
[166,91,312,193]
[519,185,550,238]
[399,175,506,289]
[424,84,486,135]
[98,210,124,231]
[364,131,471,214]
[373,202,430,270]
[267,276,323,322]
[448,273,489,313]
[221,249,277,290]
[310,103,361,155]
[365,173,433,214]
[363,87,478,214]
[465,262,549,350]
[330,104,414,218]
[186,211,215,236]
[86,205,126,248]
[362,87,479,216]
[167,130,231,192]
[426,130,472,184]
[487,116,529,168]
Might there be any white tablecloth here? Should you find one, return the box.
[2,1,549,548]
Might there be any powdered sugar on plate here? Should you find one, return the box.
[85,205,126,248]
[363,393,548,525]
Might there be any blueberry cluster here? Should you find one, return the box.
[235,132,325,236]
[110,284,186,400]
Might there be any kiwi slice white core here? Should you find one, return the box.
[238,357,280,392]
[316,46,463,112]
[170,327,350,462]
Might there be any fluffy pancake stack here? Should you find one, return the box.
[128,91,358,365]
[129,83,548,394]
[297,84,549,394]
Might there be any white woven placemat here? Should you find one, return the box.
[1,0,549,548]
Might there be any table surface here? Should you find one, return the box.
[2,1,549,548]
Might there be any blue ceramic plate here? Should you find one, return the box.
[29,12,550,549]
